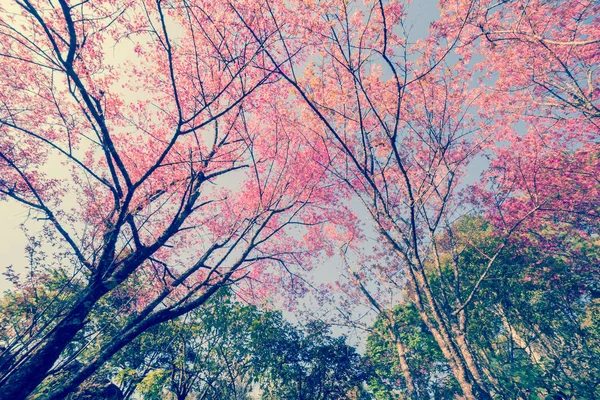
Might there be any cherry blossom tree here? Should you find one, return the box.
[0,0,343,398]
[235,0,599,398]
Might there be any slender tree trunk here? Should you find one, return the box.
[122,380,139,400]
[452,323,494,396]
[420,312,476,399]
[405,265,478,400]
[387,325,415,397]
[405,251,498,399]
[395,341,415,396]
[350,265,417,396]
[497,305,542,364]
[476,348,503,395]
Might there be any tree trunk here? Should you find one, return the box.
[0,285,105,400]
[497,305,542,364]
[177,392,187,400]
[394,340,415,396]
[43,283,222,400]
[387,326,416,397]
[405,265,478,400]
[451,323,494,397]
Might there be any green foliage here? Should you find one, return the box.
[365,303,459,399]
[256,320,369,400]
[460,227,600,399]
[71,288,371,400]
[5,216,599,400]
[137,370,170,400]
[0,267,86,387]
[364,217,600,399]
